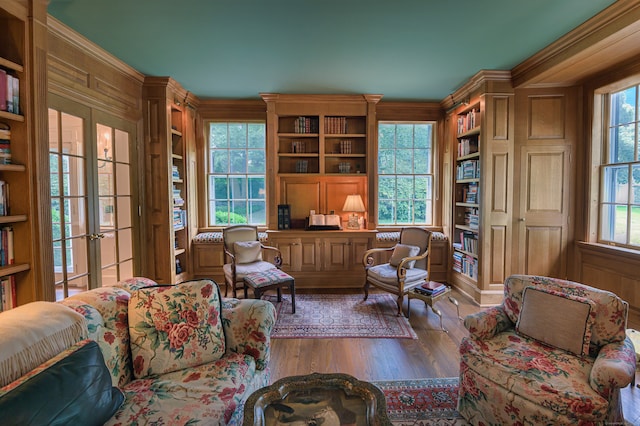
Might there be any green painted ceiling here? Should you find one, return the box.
[47,0,617,101]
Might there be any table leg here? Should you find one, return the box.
[289,281,296,314]
[430,305,446,332]
[448,296,461,320]
[276,287,282,302]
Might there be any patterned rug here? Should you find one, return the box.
[373,377,467,425]
[263,293,418,339]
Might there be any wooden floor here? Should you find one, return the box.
[267,288,640,424]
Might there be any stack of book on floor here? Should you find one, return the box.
[415,281,447,297]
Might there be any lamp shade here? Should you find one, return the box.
[342,194,365,212]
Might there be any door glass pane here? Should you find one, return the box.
[97,122,135,285]
[100,230,117,266]
[116,163,131,195]
[120,260,133,280]
[118,228,133,260]
[114,128,129,163]
[117,197,132,228]
[49,108,90,301]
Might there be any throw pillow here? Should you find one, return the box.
[0,339,124,426]
[516,286,595,356]
[128,280,225,378]
[389,244,421,268]
[234,241,263,263]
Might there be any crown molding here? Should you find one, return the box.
[47,15,145,84]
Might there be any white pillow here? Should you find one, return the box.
[234,241,262,263]
[389,244,420,268]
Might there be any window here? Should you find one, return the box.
[206,121,266,226]
[377,122,434,225]
[601,84,640,247]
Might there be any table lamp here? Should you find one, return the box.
[342,194,365,230]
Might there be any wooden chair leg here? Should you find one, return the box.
[363,281,370,301]
[289,281,296,314]
[396,295,403,316]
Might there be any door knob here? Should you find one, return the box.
[519,218,526,222]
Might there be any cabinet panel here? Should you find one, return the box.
[299,238,320,272]
[323,237,350,271]
[281,179,321,224]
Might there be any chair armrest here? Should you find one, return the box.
[362,246,394,267]
[221,298,276,371]
[261,244,283,268]
[463,305,512,340]
[396,250,429,270]
[589,336,637,398]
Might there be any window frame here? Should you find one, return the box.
[376,120,436,227]
[597,84,640,249]
[204,120,267,228]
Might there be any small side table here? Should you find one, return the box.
[244,269,296,314]
[407,285,461,332]
[244,372,391,425]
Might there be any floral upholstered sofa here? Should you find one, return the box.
[458,274,636,425]
[0,277,276,425]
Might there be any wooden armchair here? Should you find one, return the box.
[222,225,282,298]
[362,228,432,316]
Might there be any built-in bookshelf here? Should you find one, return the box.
[142,77,195,284]
[276,114,367,175]
[0,3,31,310]
[452,104,481,282]
[171,104,188,281]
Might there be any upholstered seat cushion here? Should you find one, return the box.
[223,260,277,282]
[107,352,258,426]
[366,263,428,289]
[244,269,293,289]
[461,330,608,422]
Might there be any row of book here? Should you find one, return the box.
[454,230,478,254]
[0,181,10,216]
[0,226,14,266]
[414,281,447,296]
[293,116,319,134]
[0,69,20,115]
[457,137,479,157]
[457,109,479,135]
[0,277,16,312]
[172,185,184,206]
[172,165,181,181]
[461,207,479,229]
[456,159,480,180]
[461,183,479,204]
[453,252,478,279]
[0,124,11,165]
[325,116,348,134]
[277,204,291,230]
[173,208,186,230]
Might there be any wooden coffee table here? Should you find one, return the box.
[407,285,461,332]
[244,372,391,425]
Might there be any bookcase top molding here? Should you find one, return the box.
[260,93,383,105]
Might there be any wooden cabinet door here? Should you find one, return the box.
[514,88,576,278]
[322,237,351,271]
[349,237,371,271]
[272,237,303,271]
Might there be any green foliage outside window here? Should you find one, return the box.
[377,122,434,225]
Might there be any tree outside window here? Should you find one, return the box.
[377,122,434,225]
[207,122,266,226]
[601,85,640,247]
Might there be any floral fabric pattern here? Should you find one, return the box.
[60,287,132,387]
[458,274,635,425]
[221,298,276,371]
[52,277,275,424]
[129,280,226,378]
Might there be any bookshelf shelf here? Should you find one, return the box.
[0,111,23,122]
[0,263,29,279]
[0,214,26,224]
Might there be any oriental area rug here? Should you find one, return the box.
[263,293,418,339]
[373,377,467,426]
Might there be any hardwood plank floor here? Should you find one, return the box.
[267,288,640,423]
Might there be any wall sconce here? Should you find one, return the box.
[342,194,365,230]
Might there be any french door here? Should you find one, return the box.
[48,95,139,299]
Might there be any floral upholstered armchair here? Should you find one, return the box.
[458,274,636,426]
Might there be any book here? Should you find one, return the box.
[415,281,447,296]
